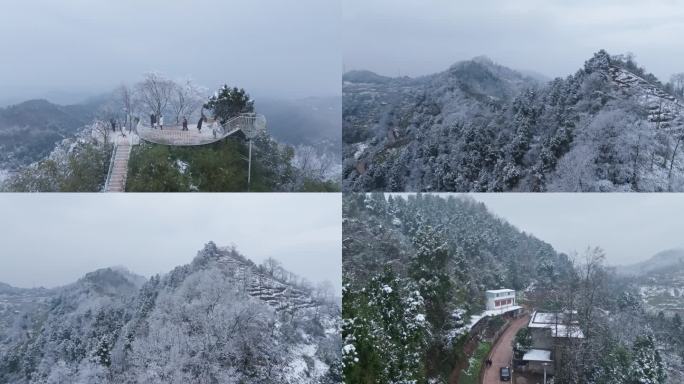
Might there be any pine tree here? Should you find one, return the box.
[93,337,111,367]
[204,85,255,123]
[342,267,429,384]
[630,335,666,384]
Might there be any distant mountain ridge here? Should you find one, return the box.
[617,249,684,276]
[0,98,102,171]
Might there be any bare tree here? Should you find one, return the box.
[671,73,684,98]
[135,73,175,121]
[263,257,281,278]
[668,133,683,191]
[91,120,112,146]
[294,145,336,181]
[116,85,134,131]
[169,80,205,123]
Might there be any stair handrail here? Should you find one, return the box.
[103,142,118,192]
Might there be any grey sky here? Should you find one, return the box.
[344,0,684,82]
[0,193,341,291]
[0,0,340,105]
[468,193,684,267]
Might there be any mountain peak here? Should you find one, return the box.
[617,248,684,276]
[652,248,684,262]
[471,55,495,65]
[343,70,393,84]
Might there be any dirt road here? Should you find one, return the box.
[481,314,530,384]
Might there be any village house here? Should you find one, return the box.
[521,310,585,376]
[468,289,522,331]
[485,289,516,310]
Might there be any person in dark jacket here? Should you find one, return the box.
[182,116,188,131]
[197,116,204,132]
[110,119,116,132]
[150,113,156,128]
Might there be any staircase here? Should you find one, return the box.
[104,144,131,192]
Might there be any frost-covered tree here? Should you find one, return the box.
[630,335,666,384]
[343,267,429,384]
[204,85,255,123]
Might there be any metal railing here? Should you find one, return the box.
[103,143,118,192]
[136,113,266,146]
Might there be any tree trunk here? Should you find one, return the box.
[668,136,682,191]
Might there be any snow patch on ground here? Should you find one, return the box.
[284,343,329,383]
[353,143,368,160]
[175,159,189,174]
[467,305,522,330]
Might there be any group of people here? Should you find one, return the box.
[149,114,165,130]
[149,113,206,132]
[110,118,131,137]
[105,113,214,139]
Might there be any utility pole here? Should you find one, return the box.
[543,362,549,384]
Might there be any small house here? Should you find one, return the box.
[485,289,516,311]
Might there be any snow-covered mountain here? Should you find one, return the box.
[617,249,684,319]
[343,50,684,192]
[617,249,684,276]
[0,242,341,384]
[0,99,103,172]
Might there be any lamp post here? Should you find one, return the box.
[240,114,266,192]
[542,362,550,384]
[247,139,252,191]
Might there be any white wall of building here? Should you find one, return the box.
[485,289,516,310]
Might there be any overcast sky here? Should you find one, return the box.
[0,0,340,105]
[344,0,684,82]
[0,194,341,291]
[467,193,684,267]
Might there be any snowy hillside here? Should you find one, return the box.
[0,242,341,384]
[0,99,102,173]
[343,194,684,384]
[617,249,684,276]
[343,50,684,192]
[618,250,684,317]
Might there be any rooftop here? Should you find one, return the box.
[522,349,552,362]
[528,311,585,339]
[486,289,515,294]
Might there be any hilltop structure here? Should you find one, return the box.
[99,113,266,192]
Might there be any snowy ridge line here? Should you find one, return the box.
[608,65,684,131]
[214,251,318,314]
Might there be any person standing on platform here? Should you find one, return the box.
[197,116,204,132]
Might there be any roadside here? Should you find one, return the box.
[482,314,530,384]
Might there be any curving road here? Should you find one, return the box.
[482,314,529,384]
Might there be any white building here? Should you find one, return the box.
[485,289,516,311]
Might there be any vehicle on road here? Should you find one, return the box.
[500,366,511,381]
